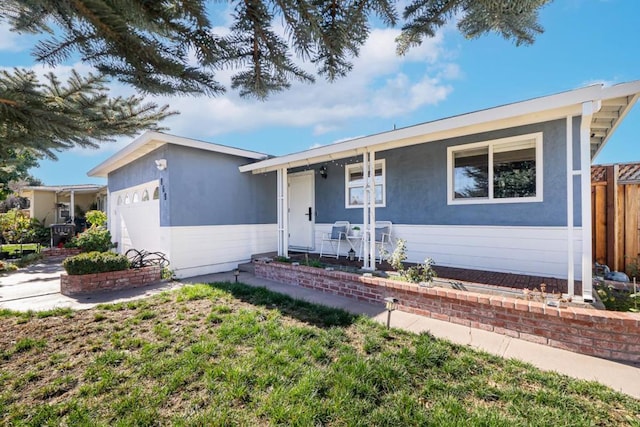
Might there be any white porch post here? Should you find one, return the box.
[70,190,75,223]
[277,168,288,257]
[579,101,600,301]
[368,150,377,271]
[566,116,575,296]
[362,152,370,270]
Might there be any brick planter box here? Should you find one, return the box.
[255,261,640,364]
[41,248,81,259]
[60,266,161,296]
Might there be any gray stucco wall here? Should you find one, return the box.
[108,146,172,226]
[312,118,583,227]
[108,144,276,227]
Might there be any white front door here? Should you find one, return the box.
[288,171,315,250]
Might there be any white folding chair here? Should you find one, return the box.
[359,221,392,263]
[320,221,350,258]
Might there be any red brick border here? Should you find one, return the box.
[41,248,81,259]
[60,266,161,296]
[255,261,640,364]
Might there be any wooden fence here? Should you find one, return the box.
[591,164,640,274]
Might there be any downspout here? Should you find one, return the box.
[580,100,601,302]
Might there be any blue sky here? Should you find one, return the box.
[1,0,639,186]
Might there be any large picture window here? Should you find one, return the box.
[447,133,542,204]
[345,160,386,208]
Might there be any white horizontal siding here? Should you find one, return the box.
[314,224,583,280]
[169,224,277,278]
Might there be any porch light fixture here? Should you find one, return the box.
[348,248,355,261]
[319,165,328,179]
[155,159,167,171]
[384,297,398,329]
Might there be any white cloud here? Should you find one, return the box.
[148,26,459,141]
[0,25,27,52]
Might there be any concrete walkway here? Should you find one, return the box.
[0,259,182,311]
[1,261,638,399]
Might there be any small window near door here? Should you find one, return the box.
[142,190,149,201]
[124,194,130,205]
[132,192,139,203]
[152,187,160,200]
[345,160,385,208]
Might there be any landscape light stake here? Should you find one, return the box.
[234,269,240,283]
[384,297,398,329]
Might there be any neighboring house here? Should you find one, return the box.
[88,81,640,301]
[19,184,107,227]
[591,162,640,274]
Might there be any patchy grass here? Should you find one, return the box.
[0,282,638,426]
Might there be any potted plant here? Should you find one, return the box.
[351,226,361,237]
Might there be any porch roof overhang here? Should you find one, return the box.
[88,131,270,178]
[240,81,640,174]
[23,184,106,196]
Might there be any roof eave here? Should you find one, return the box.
[240,85,603,174]
[88,131,270,178]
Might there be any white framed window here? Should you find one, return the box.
[124,194,130,205]
[152,187,159,200]
[132,192,140,203]
[345,159,386,208]
[142,189,149,201]
[447,133,543,205]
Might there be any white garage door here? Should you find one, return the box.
[110,181,163,254]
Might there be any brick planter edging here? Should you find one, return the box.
[255,261,640,364]
[60,266,161,296]
[41,248,81,258]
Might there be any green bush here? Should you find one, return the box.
[0,209,34,244]
[15,253,43,268]
[0,260,18,273]
[63,251,130,275]
[73,227,114,252]
[85,210,107,228]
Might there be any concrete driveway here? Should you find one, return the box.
[0,258,182,311]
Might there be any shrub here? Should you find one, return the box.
[385,239,437,284]
[30,218,51,246]
[63,251,130,275]
[0,260,18,273]
[15,253,43,268]
[73,227,114,252]
[85,210,107,228]
[0,209,34,244]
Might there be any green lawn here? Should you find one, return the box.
[0,282,638,426]
[0,243,40,255]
